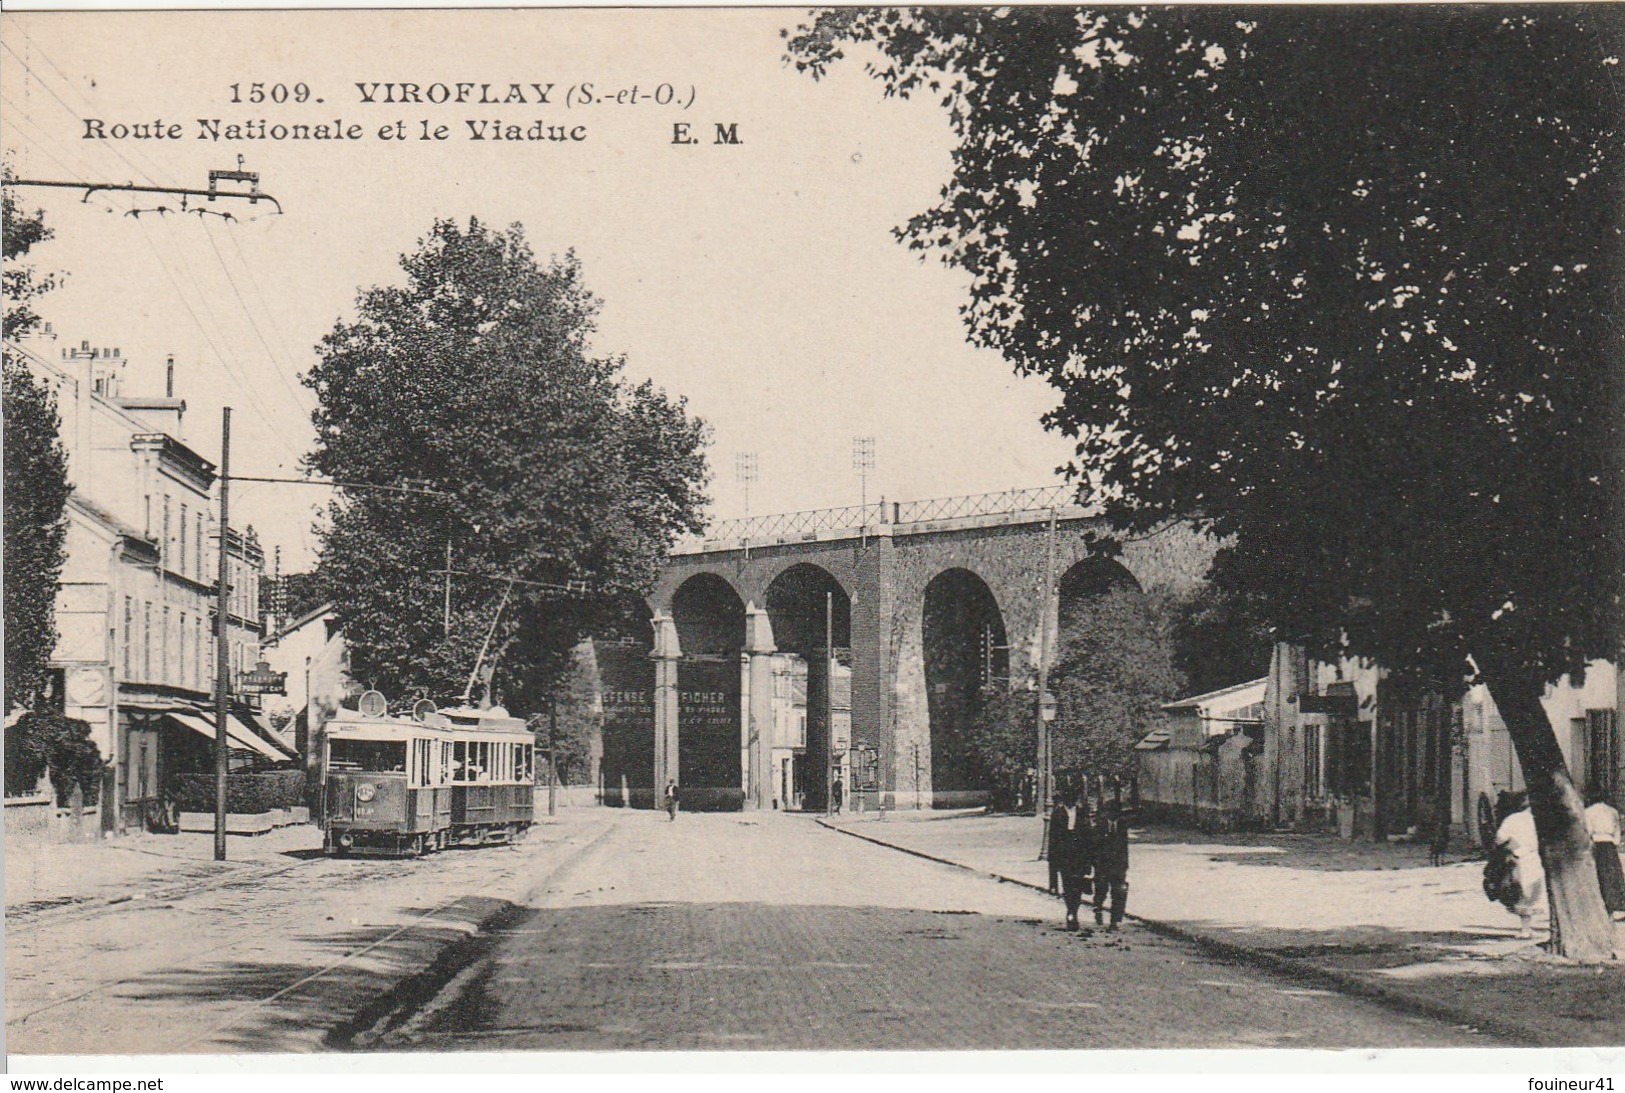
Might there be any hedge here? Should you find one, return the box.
[171,770,308,814]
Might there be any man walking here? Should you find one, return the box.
[1093,798,1131,930]
[1053,789,1094,931]
[1046,792,1070,894]
[831,775,844,816]
[664,779,680,821]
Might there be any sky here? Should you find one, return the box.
[2,9,1076,571]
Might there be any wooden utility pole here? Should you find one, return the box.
[825,591,834,817]
[1036,508,1057,851]
[548,693,559,817]
[213,407,233,862]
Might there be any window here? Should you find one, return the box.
[142,602,152,681]
[1303,723,1323,798]
[162,606,171,681]
[179,505,188,577]
[1588,709,1617,800]
[122,597,134,676]
[412,738,433,786]
[178,613,188,689]
[328,739,406,773]
[162,498,171,570]
[453,740,469,782]
[196,514,204,578]
[195,617,205,689]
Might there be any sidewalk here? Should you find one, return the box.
[823,810,1625,1047]
[5,823,324,918]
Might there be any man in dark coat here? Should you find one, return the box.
[1093,798,1131,929]
[1046,794,1070,894]
[1053,790,1095,931]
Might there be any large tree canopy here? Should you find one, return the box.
[790,7,1625,957]
[306,218,709,712]
[3,171,72,716]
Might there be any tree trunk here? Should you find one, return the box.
[1476,650,1614,961]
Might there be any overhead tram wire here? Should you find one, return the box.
[1,38,164,190]
[222,225,317,393]
[4,41,310,463]
[199,216,317,419]
[130,212,307,465]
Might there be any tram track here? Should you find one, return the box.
[4,816,621,1055]
[6,851,330,936]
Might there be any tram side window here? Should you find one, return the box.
[473,741,491,782]
[412,739,431,786]
[441,741,451,784]
[329,740,407,773]
[453,740,469,782]
[524,744,534,783]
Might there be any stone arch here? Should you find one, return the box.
[922,567,1009,807]
[1057,556,1142,626]
[763,563,852,810]
[594,597,655,808]
[1051,555,1165,783]
[669,573,746,809]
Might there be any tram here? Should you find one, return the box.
[321,694,535,857]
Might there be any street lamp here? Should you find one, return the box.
[735,452,759,518]
[852,436,875,514]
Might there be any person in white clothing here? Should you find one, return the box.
[1493,806,1546,939]
[1584,791,1625,917]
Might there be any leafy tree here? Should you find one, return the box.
[790,8,1624,957]
[964,688,1036,811]
[1168,584,1274,698]
[3,712,102,805]
[532,642,600,785]
[3,169,73,716]
[306,218,708,714]
[1050,586,1183,779]
[266,571,328,627]
[3,164,61,341]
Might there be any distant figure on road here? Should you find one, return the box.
[1093,798,1131,930]
[1585,790,1625,918]
[831,776,844,815]
[664,780,680,821]
[1046,793,1070,894]
[1428,796,1452,866]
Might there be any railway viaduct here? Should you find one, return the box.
[597,487,1216,811]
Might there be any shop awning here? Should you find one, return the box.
[166,711,292,763]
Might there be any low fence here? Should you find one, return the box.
[1137,736,1261,832]
[4,793,104,845]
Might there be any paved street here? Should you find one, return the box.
[376,810,1485,1051]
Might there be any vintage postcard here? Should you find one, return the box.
[2,3,1621,1070]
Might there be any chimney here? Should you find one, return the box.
[166,355,175,398]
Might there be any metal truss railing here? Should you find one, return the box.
[697,484,1087,544]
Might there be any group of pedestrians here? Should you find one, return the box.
[1483,788,1625,938]
[1045,786,1132,931]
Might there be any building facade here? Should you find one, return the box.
[10,331,286,832]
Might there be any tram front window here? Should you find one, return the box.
[329,740,407,773]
